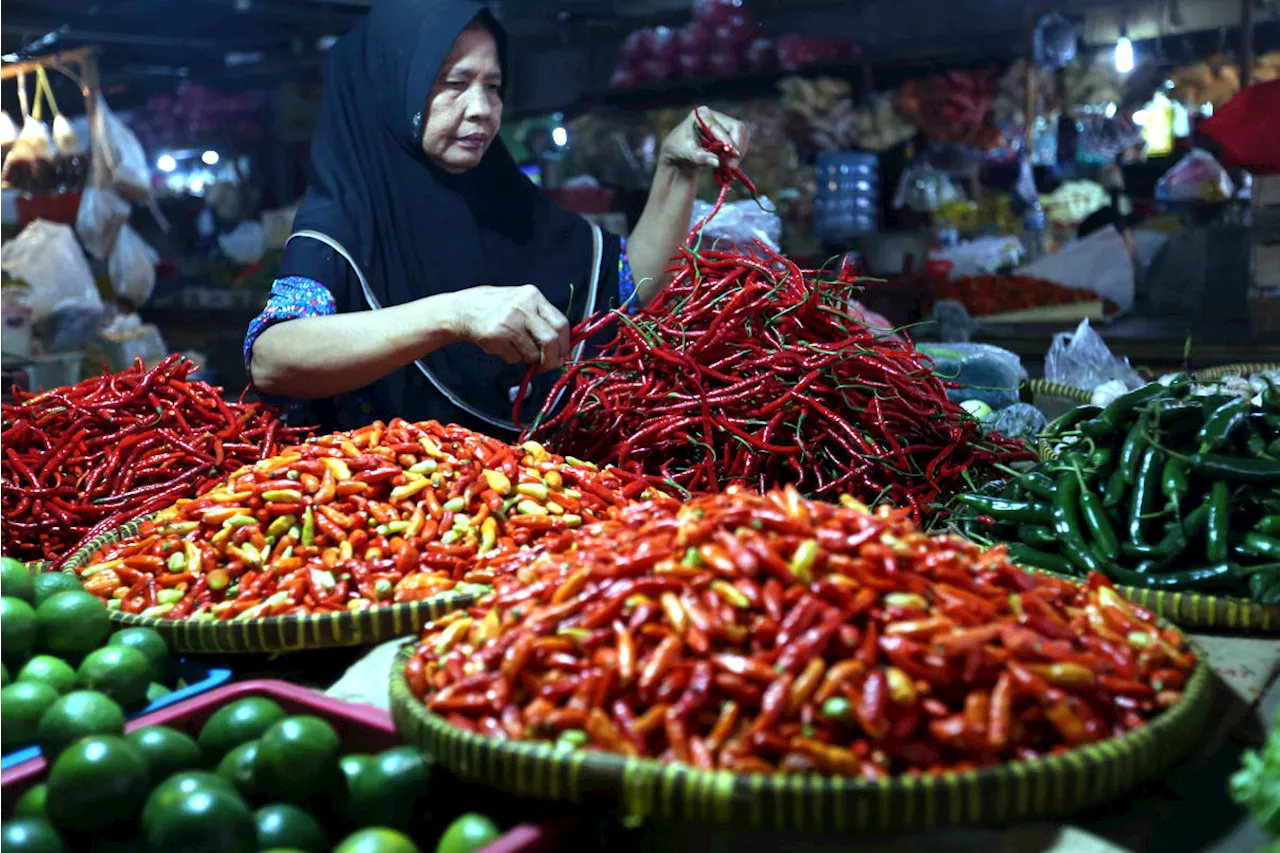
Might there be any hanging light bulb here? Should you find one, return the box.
[1114,29,1134,74]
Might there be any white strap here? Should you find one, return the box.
[287,224,604,431]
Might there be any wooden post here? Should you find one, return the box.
[1025,6,1038,151]
[1242,0,1255,86]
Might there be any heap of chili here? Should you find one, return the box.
[406,486,1196,776]
[1,355,309,565]
[75,419,656,620]
[517,118,1031,519]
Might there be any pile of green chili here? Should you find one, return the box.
[953,376,1280,601]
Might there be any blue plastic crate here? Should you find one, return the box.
[0,657,232,770]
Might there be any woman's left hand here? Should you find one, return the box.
[659,106,749,174]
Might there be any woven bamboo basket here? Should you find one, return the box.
[389,640,1214,832]
[58,512,487,654]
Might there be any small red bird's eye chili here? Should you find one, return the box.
[411,486,1196,779]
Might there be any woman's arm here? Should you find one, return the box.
[250,293,462,399]
[624,107,749,308]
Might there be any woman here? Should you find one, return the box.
[245,0,748,434]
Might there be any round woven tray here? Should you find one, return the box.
[389,643,1214,832]
[59,512,487,654]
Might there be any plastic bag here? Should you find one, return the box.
[76,185,131,260]
[1,219,103,322]
[932,236,1024,278]
[108,225,159,307]
[1155,149,1235,202]
[218,220,268,265]
[1045,318,1143,392]
[3,115,57,193]
[892,165,963,212]
[1033,11,1078,69]
[688,196,780,253]
[1016,225,1135,310]
[988,402,1049,439]
[90,95,151,201]
[918,342,1027,410]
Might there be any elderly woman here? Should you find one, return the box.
[245,0,747,433]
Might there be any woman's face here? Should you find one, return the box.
[421,24,503,174]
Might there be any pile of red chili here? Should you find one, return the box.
[406,486,1196,777]
[1,355,308,565]
[520,119,1031,518]
[76,419,656,620]
[929,274,1120,318]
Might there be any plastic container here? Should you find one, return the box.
[0,657,232,771]
[813,151,879,243]
[1,680,577,853]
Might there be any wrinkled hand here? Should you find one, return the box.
[660,106,749,173]
[450,285,571,369]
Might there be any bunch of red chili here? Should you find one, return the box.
[406,486,1196,777]
[1,355,308,565]
[930,274,1119,318]
[76,419,656,620]
[518,114,1031,519]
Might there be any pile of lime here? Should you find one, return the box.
[0,695,501,853]
[1,557,178,758]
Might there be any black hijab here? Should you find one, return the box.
[284,0,617,433]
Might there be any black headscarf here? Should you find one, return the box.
[284,0,615,433]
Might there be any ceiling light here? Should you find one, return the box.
[157,154,177,173]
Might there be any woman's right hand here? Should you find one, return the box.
[448,285,572,369]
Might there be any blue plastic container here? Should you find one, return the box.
[0,658,232,770]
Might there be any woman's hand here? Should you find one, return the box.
[659,106,750,174]
[448,285,571,369]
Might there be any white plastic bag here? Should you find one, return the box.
[1155,149,1234,202]
[0,219,103,322]
[90,96,151,201]
[2,115,57,191]
[76,185,131,260]
[218,220,267,265]
[1015,225,1135,310]
[1045,318,1142,392]
[108,225,160,307]
[688,197,780,253]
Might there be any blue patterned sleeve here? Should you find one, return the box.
[618,237,638,314]
[243,276,337,373]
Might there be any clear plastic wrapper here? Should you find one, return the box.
[688,196,780,253]
[918,342,1026,410]
[1045,318,1142,392]
[988,402,1049,439]
[0,219,103,323]
[1155,149,1235,202]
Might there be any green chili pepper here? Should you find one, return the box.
[1097,382,1182,430]
[1016,524,1058,548]
[1016,471,1057,501]
[1205,480,1230,562]
[1106,560,1275,591]
[1128,447,1164,547]
[1005,543,1074,575]
[1197,398,1251,453]
[954,494,1052,524]
[1243,421,1270,458]
[166,552,186,572]
[1049,405,1102,435]
[1160,458,1188,511]
[1052,474,1102,575]
[1248,572,1280,603]
[1102,466,1130,510]
[1149,398,1203,430]
[1242,533,1280,560]
[301,506,316,547]
[1187,453,1280,483]
[1118,423,1146,484]
[1089,445,1114,472]
[1255,516,1280,537]
[1079,484,1121,558]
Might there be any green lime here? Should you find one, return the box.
[125,726,202,781]
[143,786,255,853]
[342,746,430,829]
[18,656,77,695]
[140,771,236,831]
[435,814,501,853]
[45,735,151,832]
[336,828,421,853]
[107,628,170,682]
[197,697,286,763]
[254,803,328,853]
[35,591,109,659]
[36,690,125,760]
[2,558,36,604]
[14,783,48,819]
[76,646,152,708]
[2,596,38,666]
[255,715,341,802]
[1,682,59,754]
[216,740,264,800]
[31,574,81,608]
[0,817,67,853]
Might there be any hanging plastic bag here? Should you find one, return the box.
[76,185,131,260]
[36,68,90,192]
[0,111,17,166]
[1044,318,1143,392]
[90,94,151,201]
[2,72,58,193]
[0,219,103,323]
[218,220,268,265]
[108,225,160,307]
